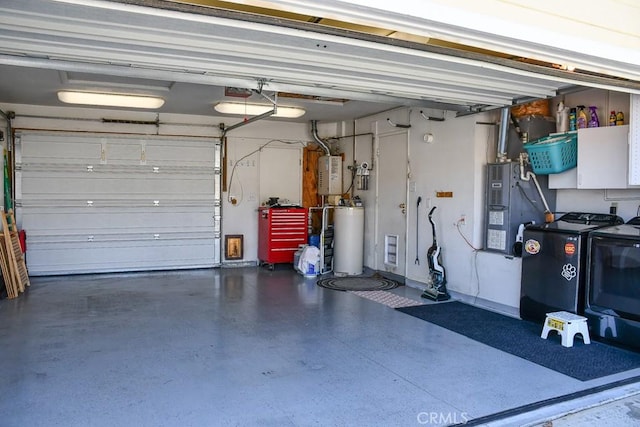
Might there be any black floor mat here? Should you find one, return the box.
[397,301,640,381]
[317,276,399,291]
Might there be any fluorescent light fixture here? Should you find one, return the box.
[214,102,305,118]
[57,91,165,109]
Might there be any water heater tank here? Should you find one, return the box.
[333,206,364,276]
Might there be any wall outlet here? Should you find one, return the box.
[457,214,466,226]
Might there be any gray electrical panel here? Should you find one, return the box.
[484,162,556,255]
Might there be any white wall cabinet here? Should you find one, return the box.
[548,125,631,189]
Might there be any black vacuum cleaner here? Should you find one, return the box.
[421,206,451,301]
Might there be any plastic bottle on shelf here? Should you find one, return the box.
[576,105,588,129]
[556,101,569,132]
[609,111,617,126]
[588,106,599,128]
[569,108,577,131]
[616,111,625,126]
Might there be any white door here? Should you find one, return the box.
[376,129,409,276]
[16,131,221,275]
[259,146,302,205]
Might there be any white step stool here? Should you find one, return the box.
[541,311,591,348]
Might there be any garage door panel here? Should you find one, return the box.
[27,232,216,245]
[105,141,144,164]
[146,143,216,167]
[16,131,222,275]
[22,207,215,235]
[20,133,218,167]
[21,172,215,200]
[20,199,216,208]
[27,239,216,275]
[21,139,102,164]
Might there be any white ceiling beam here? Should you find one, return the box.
[4,0,637,112]
[0,1,568,105]
[248,0,640,82]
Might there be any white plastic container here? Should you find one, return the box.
[296,245,320,277]
[293,245,305,275]
[333,206,364,276]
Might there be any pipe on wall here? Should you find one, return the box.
[310,121,331,156]
[496,106,510,162]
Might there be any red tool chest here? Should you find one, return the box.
[258,207,308,269]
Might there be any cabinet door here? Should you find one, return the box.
[548,126,630,189]
[576,126,629,189]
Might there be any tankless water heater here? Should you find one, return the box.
[318,156,342,195]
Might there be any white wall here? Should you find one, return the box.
[398,107,525,309]
[334,88,638,312]
[1,103,311,265]
[324,106,501,302]
[222,123,309,263]
[337,106,499,299]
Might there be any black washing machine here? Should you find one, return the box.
[584,216,640,350]
[520,212,623,323]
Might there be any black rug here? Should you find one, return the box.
[317,276,399,291]
[397,301,640,381]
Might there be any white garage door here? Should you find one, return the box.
[15,131,221,276]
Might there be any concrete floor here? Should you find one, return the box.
[531,392,640,427]
[1,267,639,426]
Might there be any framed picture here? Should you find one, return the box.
[225,234,243,260]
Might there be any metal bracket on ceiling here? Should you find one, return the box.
[252,78,278,109]
[221,78,277,138]
[419,110,445,122]
[255,90,277,109]
[455,104,494,117]
[387,118,411,128]
[256,78,266,93]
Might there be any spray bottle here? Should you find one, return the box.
[576,105,588,129]
[588,106,599,128]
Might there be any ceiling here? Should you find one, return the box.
[0,64,397,122]
[0,0,638,124]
